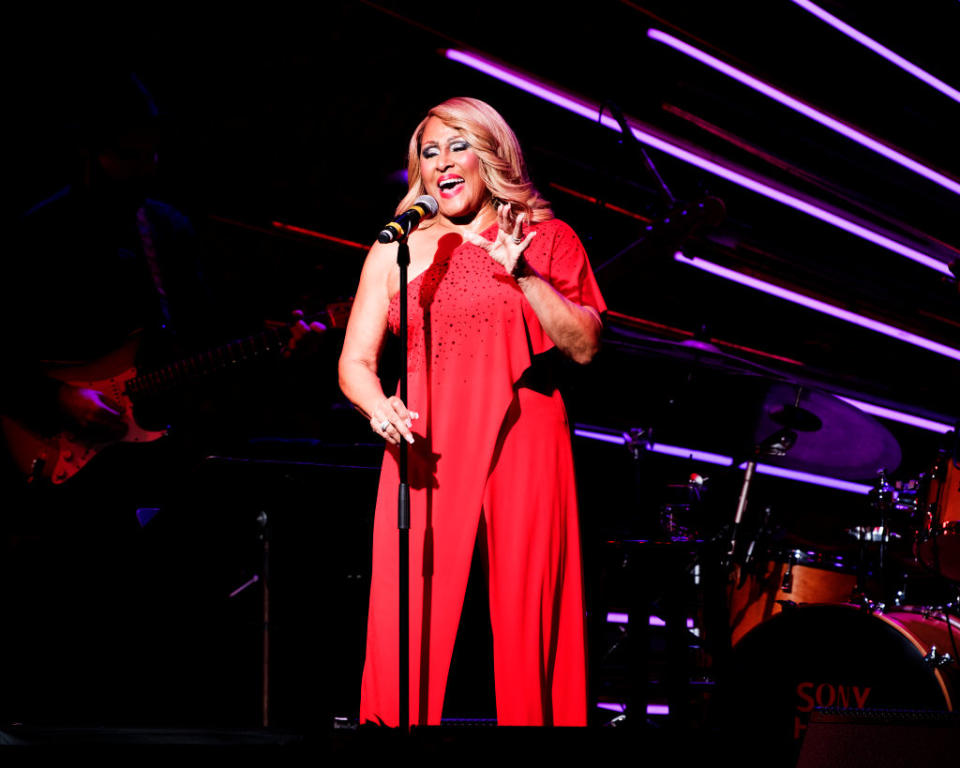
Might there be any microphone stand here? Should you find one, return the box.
[592,100,725,301]
[396,233,411,732]
[377,197,435,732]
[600,99,675,209]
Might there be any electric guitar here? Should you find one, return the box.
[1,304,351,485]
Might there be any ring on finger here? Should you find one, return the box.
[379,419,390,432]
[512,236,523,244]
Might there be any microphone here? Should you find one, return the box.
[377,195,438,243]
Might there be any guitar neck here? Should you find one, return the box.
[125,325,294,399]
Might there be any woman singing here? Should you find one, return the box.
[338,97,605,727]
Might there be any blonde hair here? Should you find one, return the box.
[396,97,552,226]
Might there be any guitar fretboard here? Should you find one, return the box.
[125,325,294,399]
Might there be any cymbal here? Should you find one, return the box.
[747,379,901,481]
[585,326,901,480]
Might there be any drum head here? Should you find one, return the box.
[713,604,952,761]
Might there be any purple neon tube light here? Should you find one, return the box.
[571,428,629,446]
[444,49,953,277]
[744,463,871,494]
[571,429,733,465]
[790,0,960,104]
[605,613,697,629]
[571,429,627,445]
[646,28,960,195]
[572,429,873,494]
[596,703,670,716]
[835,396,955,434]
[646,442,734,466]
[674,252,960,362]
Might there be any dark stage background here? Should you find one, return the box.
[4,0,958,752]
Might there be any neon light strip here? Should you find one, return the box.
[572,428,629,446]
[572,430,873,493]
[790,0,960,103]
[444,49,953,277]
[673,253,960,361]
[646,29,960,195]
[744,463,872,494]
[595,703,670,716]
[606,614,697,629]
[836,396,956,434]
[647,442,735,466]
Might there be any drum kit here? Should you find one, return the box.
[718,426,960,753]
[595,326,960,749]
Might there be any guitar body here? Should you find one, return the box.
[1,336,167,484]
[2,305,341,485]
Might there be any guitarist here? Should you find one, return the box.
[1,67,323,727]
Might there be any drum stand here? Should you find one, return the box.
[223,491,273,726]
[724,425,796,570]
[850,470,913,611]
[595,430,719,730]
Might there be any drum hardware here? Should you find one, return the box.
[919,602,959,621]
[725,458,757,571]
[779,551,796,593]
[659,474,711,540]
[746,380,902,481]
[593,539,710,729]
[891,582,908,608]
[923,646,953,668]
[839,469,923,607]
[854,594,885,614]
[622,427,717,541]
[601,367,918,718]
[736,506,773,589]
[777,597,798,612]
[845,525,902,543]
[624,427,651,462]
[659,503,693,539]
[725,392,814,571]
[866,469,899,574]
[915,448,960,582]
[720,384,905,642]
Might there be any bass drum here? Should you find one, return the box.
[714,603,960,764]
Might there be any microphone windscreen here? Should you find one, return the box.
[415,195,439,217]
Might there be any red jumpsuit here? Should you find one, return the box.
[359,219,606,727]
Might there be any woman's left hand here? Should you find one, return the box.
[463,206,537,278]
[283,309,328,358]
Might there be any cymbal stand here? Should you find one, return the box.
[258,509,271,727]
[725,426,797,570]
[856,469,899,610]
[725,459,756,571]
[226,505,272,725]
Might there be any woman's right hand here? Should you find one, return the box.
[369,395,419,445]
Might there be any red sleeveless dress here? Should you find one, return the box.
[359,218,606,726]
